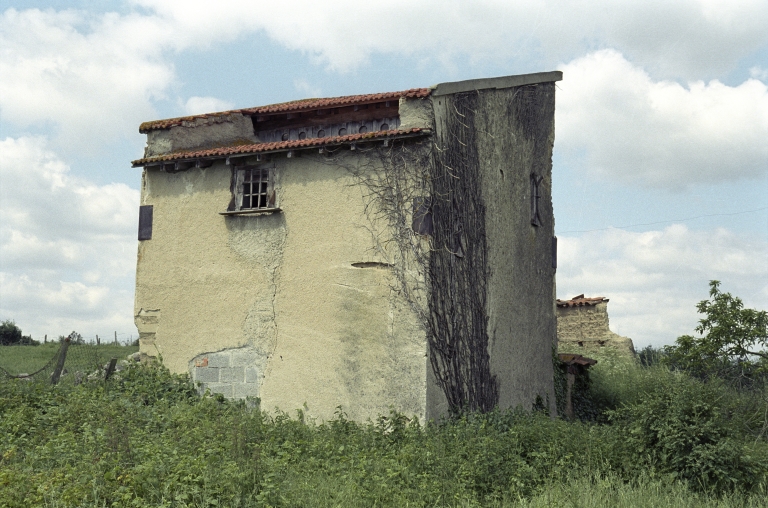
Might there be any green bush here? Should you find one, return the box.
[608,371,768,492]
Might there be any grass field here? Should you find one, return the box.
[0,343,138,377]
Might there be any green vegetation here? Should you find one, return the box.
[0,284,765,507]
[0,355,765,506]
[0,320,36,346]
[663,280,768,384]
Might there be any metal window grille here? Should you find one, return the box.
[236,167,275,211]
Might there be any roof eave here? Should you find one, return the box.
[132,129,431,168]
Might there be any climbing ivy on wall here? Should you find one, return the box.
[426,92,498,413]
[326,91,499,414]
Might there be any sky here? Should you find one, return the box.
[1,0,766,347]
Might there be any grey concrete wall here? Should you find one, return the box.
[478,83,558,415]
[426,82,558,417]
[190,346,264,400]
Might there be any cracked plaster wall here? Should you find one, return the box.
[144,113,258,157]
[398,96,434,131]
[134,150,427,422]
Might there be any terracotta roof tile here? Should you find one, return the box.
[556,295,609,308]
[557,353,598,367]
[139,88,432,133]
[132,128,430,167]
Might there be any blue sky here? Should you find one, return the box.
[1,1,766,347]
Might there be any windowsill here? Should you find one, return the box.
[219,207,282,216]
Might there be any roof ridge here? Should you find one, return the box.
[139,88,432,133]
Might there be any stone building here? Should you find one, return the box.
[556,295,635,355]
[131,71,562,422]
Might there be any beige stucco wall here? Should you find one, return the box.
[399,96,434,131]
[135,151,427,422]
[556,302,635,355]
[144,113,258,158]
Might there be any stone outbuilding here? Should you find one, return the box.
[131,71,563,422]
[556,295,635,355]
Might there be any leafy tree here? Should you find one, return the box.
[0,320,37,345]
[0,320,22,345]
[664,281,768,382]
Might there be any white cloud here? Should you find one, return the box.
[751,66,768,81]
[129,0,768,78]
[0,137,139,339]
[3,2,766,155]
[0,8,173,152]
[557,225,768,348]
[556,50,768,188]
[183,96,235,115]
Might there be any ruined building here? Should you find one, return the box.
[556,295,635,355]
[131,71,562,421]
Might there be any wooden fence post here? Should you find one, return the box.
[114,331,117,345]
[104,358,118,381]
[96,334,100,346]
[50,337,71,385]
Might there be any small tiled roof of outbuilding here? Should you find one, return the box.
[556,295,609,308]
[557,353,598,367]
[131,128,430,167]
[138,88,432,133]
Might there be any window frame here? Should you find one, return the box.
[222,164,281,215]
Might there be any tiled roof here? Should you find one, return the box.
[556,295,609,308]
[558,353,598,367]
[132,128,430,167]
[139,88,432,133]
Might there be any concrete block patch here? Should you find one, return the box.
[207,352,231,368]
[233,383,260,399]
[194,367,220,383]
[220,366,245,383]
[245,366,260,383]
[206,383,233,398]
[190,346,264,401]
[231,348,260,366]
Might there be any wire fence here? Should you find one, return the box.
[0,333,133,385]
[34,331,138,347]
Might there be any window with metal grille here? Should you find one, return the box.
[232,165,277,212]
